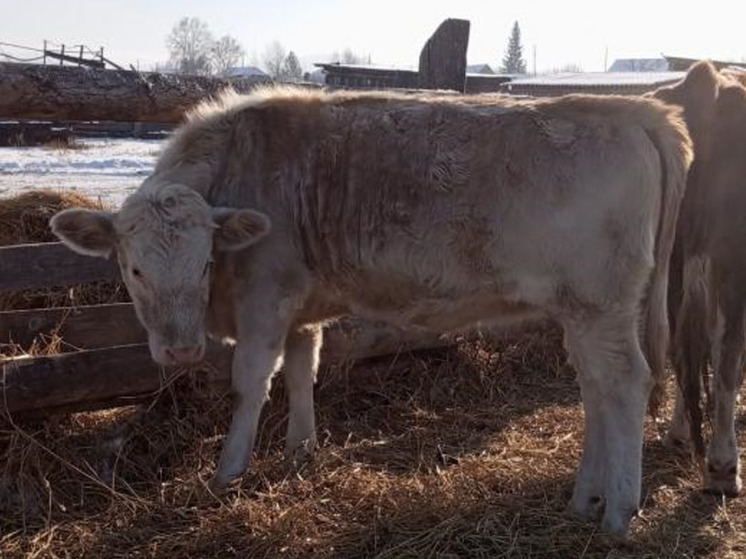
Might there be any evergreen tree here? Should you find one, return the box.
[283,51,303,82]
[501,21,527,74]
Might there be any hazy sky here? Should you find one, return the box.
[2,0,745,73]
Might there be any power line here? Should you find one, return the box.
[0,53,45,62]
[0,41,44,53]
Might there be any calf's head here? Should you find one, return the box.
[51,183,270,366]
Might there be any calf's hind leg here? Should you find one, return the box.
[563,313,652,536]
[283,325,322,462]
[705,284,746,496]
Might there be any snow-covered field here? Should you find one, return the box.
[0,138,162,207]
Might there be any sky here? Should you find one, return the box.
[1,0,745,74]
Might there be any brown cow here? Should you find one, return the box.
[655,62,746,495]
[51,87,690,535]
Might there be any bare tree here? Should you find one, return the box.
[212,35,245,77]
[327,49,368,65]
[263,41,287,79]
[166,17,214,76]
[550,63,583,73]
[342,48,364,64]
[282,51,303,82]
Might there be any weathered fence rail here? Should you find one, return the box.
[0,242,119,290]
[0,242,448,416]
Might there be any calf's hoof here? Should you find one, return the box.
[705,461,742,498]
[206,475,229,496]
[566,494,603,522]
[601,507,638,539]
[285,437,317,469]
[207,469,243,495]
[662,431,692,456]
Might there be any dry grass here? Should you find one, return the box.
[0,190,128,319]
[1,325,744,559]
[1,191,743,558]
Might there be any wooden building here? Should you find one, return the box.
[314,63,420,90]
[315,62,513,93]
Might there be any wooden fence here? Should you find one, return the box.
[0,242,448,417]
[0,17,476,418]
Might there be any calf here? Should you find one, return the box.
[51,87,690,535]
[655,62,746,495]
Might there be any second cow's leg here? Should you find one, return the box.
[706,284,746,496]
[283,324,322,461]
[563,312,652,536]
[663,385,692,452]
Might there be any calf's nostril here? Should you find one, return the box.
[168,345,205,363]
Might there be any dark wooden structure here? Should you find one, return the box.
[465,74,513,94]
[418,18,470,92]
[314,63,419,90]
[315,18,513,94]
[0,120,174,146]
[316,63,512,94]
[0,242,448,416]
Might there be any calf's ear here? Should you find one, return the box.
[50,209,117,258]
[212,208,271,252]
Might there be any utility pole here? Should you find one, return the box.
[533,44,537,75]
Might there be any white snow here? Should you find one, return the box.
[0,138,162,207]
[506,71,686,87]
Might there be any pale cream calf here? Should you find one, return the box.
[52,87,691,535]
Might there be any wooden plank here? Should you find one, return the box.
[0,300,448,358]
[418,18,470,92]
[43,50,106,69]
[0,62,272,123]
[0,344,227,414]
[0,303,143,349]
[0,242,120,290]
[1,321,448,416]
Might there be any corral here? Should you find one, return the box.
[2,31,746,559]
[2,200,745,557]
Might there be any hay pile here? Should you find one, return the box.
[0,190,128,318]
[0,193,742,558]
[1,322,743,559]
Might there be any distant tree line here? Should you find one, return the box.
[166,17,245,77]
[165,16,369,82]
